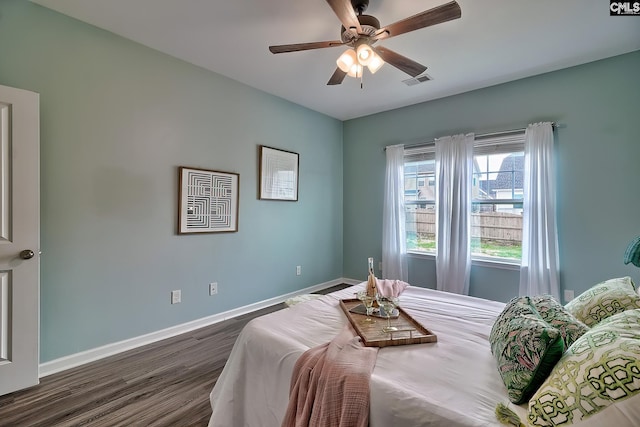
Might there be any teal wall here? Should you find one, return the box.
[343,51,640,302]
[0,1,343,362]
[2,0,638,364]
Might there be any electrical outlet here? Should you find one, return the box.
[296,265,301,276]
[378,261,382,272]
[209,282,218,296]
[564,289,575,302]
[171,290,181,304]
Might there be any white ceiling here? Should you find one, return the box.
[31,0,640,121]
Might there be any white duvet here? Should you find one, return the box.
[208,284,511,427]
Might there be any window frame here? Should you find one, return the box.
[404,131,526,266]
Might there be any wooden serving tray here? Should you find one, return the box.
[339,298,437,347]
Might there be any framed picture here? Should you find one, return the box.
[259,145,299,201]
[178,167,239,234]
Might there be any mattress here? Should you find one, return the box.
[208,283,511,427]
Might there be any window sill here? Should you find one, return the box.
[407,250,436,260]
[472,256,521,271]
[407,250,521,271]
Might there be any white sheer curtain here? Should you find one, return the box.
[382,144,408,281]
[435,133,474,294]
[519,122,560,299]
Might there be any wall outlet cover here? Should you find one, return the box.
[563,289,575,302]
[171,290,181,304]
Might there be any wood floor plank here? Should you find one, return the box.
[0,285,351,427]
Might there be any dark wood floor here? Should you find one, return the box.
[0,285,351,427]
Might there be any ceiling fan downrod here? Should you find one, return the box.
[351,0,369,15]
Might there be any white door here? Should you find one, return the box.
[0,84,40,396]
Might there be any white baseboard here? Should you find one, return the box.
[39,277,354,377]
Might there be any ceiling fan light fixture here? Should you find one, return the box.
[336,49,357,72]
[367,52,384,74]
[355,41,374,66]
[347,63,363,78]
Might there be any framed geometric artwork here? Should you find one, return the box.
[178,167,239,234]
[259,145,299,201]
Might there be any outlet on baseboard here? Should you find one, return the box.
[171,290,181,304]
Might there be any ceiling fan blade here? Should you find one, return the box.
[327,68,347,85]
[269,40,345,54]
[373,46,427,77]
[325,0,362,34]
[373,0,461,41]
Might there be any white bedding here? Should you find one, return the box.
[208,284,512,427]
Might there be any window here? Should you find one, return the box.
[405,147,436,253]
[405,132,525,263]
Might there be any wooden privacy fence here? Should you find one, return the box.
[406,209,522,245]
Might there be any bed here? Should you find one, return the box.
[208,276,640,426]
[207,283,511,427]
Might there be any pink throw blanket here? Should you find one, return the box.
[281,324,379,427]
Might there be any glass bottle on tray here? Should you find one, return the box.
[365,257,379,307]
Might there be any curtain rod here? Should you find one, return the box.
[384,122,560,151]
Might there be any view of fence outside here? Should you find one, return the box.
[406,207,523,259]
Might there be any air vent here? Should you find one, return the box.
[402,74,433,86]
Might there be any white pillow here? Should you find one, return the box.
[527,309,640,426]
[564,277,640,327]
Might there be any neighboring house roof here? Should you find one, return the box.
[494,154,524,190]
[476,154,524,197]
[409,154,522,199]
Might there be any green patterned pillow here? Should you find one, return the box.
[490,296,565,404]
[565,277,640,327]
[532,295,589,349]
[528,309,640,426]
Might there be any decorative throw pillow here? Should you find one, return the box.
[490,296,565,404]
[565,277,640,327]
[532,295,589,349]
[528,309,640,426]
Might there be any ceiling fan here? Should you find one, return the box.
[269,0,461,85]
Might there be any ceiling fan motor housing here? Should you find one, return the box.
[341,14,381,43]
